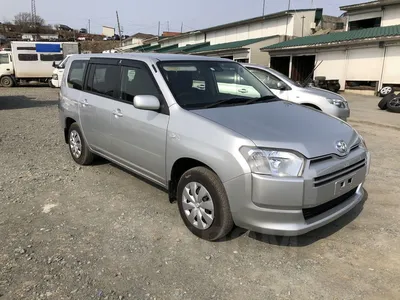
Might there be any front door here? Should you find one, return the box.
[247,67,291,101]
[109,61,169,185]
[79,61,120,154]
[0,53,13,76]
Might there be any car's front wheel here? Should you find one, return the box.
[68,123,94,165]
[177,167,234,241]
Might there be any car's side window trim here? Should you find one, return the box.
[118,59,169,115]
[82,61,121,101]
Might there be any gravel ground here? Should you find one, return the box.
[0,87,399,300]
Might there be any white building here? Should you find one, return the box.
[262,0,400,95]
[128,8,324,65]
[120,32,155,50]
[102,26,115,37]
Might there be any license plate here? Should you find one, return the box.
[334,173,356,196]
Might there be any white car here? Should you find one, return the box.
[243,64,350,121]
[51,55,71,88]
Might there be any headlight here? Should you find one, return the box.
[240,147,305,177]
[327,98,346,108]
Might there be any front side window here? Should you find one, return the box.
[0,54,9,64]
[120,66,162,102]
[158,61,275,109]
[18,54,38,61]
[86,64,120,98]
[67,60,88,90]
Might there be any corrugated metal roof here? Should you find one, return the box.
[262,25,400,50]
[172,42,210,53]
[188,37,271,53]
[140,44,161,52]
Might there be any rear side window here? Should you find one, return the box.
[86,64,120,98]
[40,54,64,61]
[67,60,88,90]
[248,68,284,90]
[18,54,38,61]
[120,66,161,102]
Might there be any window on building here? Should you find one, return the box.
[67,60,88,90]
[18,54,38,61]
[349,17,381,30]
[120,66,162,102]
[86,64,120,98]
[0,54,9,64]
[40,54,64,61]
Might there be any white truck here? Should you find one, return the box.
[0,41,79,87]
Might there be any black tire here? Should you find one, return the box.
[0,76,14,87]
[177,167,234,241]
[378,93,396,110]
[379,86,394,97]
[387,96,400,113]
[67,123,94,165]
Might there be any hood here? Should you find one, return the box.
[191,101,358,159]
[303,86,344,100]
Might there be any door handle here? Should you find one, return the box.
[113,109,123,118]
[6,68,10,71]
[238,88,247,93]
[81,99,91,107]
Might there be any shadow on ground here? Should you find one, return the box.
[0,95,58,110]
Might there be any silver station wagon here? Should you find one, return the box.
[59,53,370,241]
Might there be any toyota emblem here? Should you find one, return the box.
[335,140,348,154]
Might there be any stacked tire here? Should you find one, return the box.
[378,91,400,113]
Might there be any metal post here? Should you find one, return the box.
[262,0,266,16]
[157,21,160,38]
[88,19,91,34]
[284,0,291,41]
[116,11,122,47]
[301,16,305,37]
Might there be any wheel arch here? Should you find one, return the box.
[64,117,76,143]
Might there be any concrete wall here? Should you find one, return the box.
[382,4,400,26]
[248,36,282,66]
[293,10,317,37]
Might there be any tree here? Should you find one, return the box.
[14,12,45,32]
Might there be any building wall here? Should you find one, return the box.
[346,47,384,81]
[161,33,205,47]
[102,27,115,37]
[248,36,283,65]
[205,16,295,45]
[382,45,400,84]
[314,50,347,89]
[292,10,318,37]
[382,4,400,26]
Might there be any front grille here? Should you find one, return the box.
[309,143,360,166]
[313,158,366,187]
[302,187,358,220]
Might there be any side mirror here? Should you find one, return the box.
[133,95,160,111]
[277,81,286,90]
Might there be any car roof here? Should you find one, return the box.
[69,52,232,62]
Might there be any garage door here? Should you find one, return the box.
[382,46,400,84]
[346,47,384,81]
[314,50,346,89]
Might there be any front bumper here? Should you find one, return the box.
[224,148,367,236]
[324,105,350,121]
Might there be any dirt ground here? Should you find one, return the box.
[0,87,399,300]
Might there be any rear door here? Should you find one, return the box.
[109,60,169,185]
[79,59,120,153]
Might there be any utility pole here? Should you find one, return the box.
[31,0,37,41]
[301,16,305,37]
[262,0,266,17]
[116,10,122,47]
[157,21,160,39]
[88,19,91,34]
[284,0,291,41]
[181,22,183,33]
[167,21,170,32]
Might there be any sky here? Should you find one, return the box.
[3,0,365,35]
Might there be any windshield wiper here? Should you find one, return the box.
[244,95,278,105]
[204,97,250,108]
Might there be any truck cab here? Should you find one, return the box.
[0,51,14,87]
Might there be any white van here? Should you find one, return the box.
[243,64,350,121]
[51,55,71,88]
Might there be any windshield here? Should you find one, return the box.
[158,61,275,109]
[268,68,303,88]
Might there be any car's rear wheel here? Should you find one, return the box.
[68,123,94,165]
[1,76,14,87]
[177,167,234,241]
